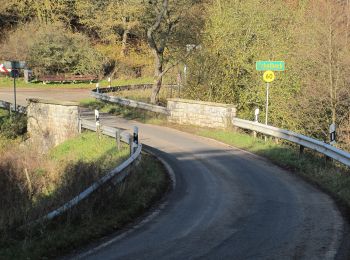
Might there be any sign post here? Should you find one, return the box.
[262,70,275,125]
[13,72,17,112]
[256,61,285,126]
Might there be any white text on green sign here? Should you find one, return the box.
[256,61,285,71]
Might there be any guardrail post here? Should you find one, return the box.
[299,145,304,158]
[129,134,133,156]
[78,118,82,133]
[116,129,121,151]
[253,108,259,140]
[133,126,139,154]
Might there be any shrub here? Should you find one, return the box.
[0,113,27,139]
[27,23,104,76]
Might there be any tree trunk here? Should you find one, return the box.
[151,50,163,104]
[121,17,129,57]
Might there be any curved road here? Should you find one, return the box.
[77,113,344,259]
[0,88,346,259]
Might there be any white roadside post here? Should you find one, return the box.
[95,109,100,137]
[96,82,100,93]
[329,123,336,146]
[108,77,111,88]
[254,108,260,122]
[253,108,260,139]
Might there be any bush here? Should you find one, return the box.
[0,113,27,139]
[27,23,104,76]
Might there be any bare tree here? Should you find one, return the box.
[145,0,203,104]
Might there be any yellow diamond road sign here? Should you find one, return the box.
[263,70,275,83]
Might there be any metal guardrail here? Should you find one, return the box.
[39,119,142,222]
[232,118,350,167]
[91,87,169,115]
[0,100,27,113]
[80,118,131,143]
[0,99,142,223]
[43,144,142,221]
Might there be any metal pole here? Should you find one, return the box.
[265,82,269,125]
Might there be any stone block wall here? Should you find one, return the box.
[27,99,79,151]
[167,98,236,129]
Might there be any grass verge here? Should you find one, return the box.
[0,131,131,257]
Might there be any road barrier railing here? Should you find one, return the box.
[33,118,142,224]
[91,84,175,115]
[0,99,142,223]
[232,118,350,167]
[0,100,26,113]
[91,89,169,115]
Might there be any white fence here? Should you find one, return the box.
[232,118,350,167]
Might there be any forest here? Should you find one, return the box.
[0,0,349,150]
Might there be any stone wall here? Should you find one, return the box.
[167,98,236,129]
[27,99,79,151]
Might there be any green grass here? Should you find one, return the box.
[50,131,128,168]
[0,76,153,89]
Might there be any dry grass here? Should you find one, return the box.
[0,132,129,242]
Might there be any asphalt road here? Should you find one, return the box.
[75,112,344,259]
[0,87,91,105]
[0,89,346,259]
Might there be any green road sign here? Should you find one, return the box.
[256,61,285,71]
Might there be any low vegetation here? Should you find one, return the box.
[0,109,26,139]
[0,151,168,259]
[0,107,168,259]
[0,131,128,235]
